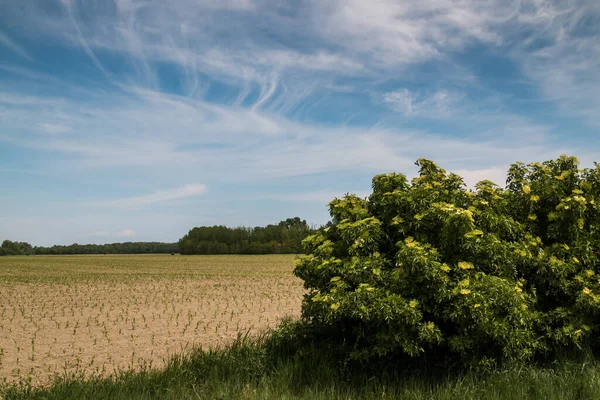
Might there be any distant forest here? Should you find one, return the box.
[0,240,178,256]
[0,217,316,256]
[178,217,314,255]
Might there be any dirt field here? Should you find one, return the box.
[0,254,303,387]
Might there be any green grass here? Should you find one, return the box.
[0,254,298,283]
[3,323,600,400]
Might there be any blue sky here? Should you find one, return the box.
[0,0,598,246]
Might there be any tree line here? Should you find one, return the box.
[34,242,179,255]
[0,240,35,256]
[0,240,178,256]
[0,217,316,256]
[178,217,315,254]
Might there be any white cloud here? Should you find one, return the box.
[314,0,600,126]
[38,123,72,134]
[5,0,598,127]
[2,0,584,182]
[519,25,600,126]
[382,89,461,118]
[0,32,33,61]
[382,89,416,116]
[91,184,207,208]
[265,190,371,203]
[311,0,513,67]
[0,82,563,182]
[117,229,136,238]
[454,167,508,189]
[196,0,255,11]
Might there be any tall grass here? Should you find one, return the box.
[3,321,600,400]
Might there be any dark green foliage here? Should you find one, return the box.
[295,155,600,365]
[0,241,179,255]
[178,217,314,255]
[32,242,179,255]
[0,242,179,256]
[1,240,34,256]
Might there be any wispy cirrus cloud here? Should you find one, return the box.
[0,32,33,61]
[0,82,571,181]
[38,123,72,135]
[90,184,207,208]
[3,0,598,124]
[0,0,598,245]
[381,89,462,118]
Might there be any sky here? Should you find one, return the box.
[0,0,599,246]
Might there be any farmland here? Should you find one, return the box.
[0,254,303,387]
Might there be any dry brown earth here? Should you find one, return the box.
[0,254,303,386]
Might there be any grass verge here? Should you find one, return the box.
[2,321,600,400]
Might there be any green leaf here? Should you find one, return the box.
[464,229,484,238]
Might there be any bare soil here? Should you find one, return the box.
[0,254,303,386]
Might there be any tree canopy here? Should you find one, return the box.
[1,240,34,256]
[178,217,314,254]
[295,155,600,366]
[32,242,179,255]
